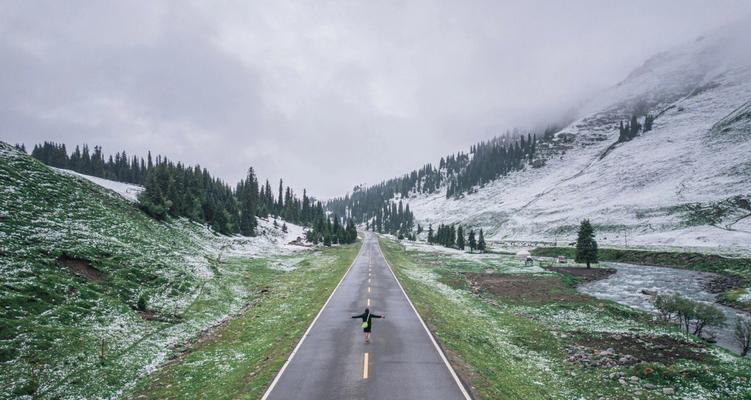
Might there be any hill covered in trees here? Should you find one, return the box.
[26,141,356,245]
[326,125,560,235]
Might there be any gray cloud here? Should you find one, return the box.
[2,1,750,198]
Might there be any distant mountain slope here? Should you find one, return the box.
[0,143,306,398]
[400,20,751,253]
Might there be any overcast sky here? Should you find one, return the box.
[2,1,750,199]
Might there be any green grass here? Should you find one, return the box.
[719,289,751,312]
[1,144,216,398]
[381,237,751,400]
[128,243,360,400]
[0,143,359,399]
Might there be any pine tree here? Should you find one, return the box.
[477,229,486,252]
[456,226,465,250]
[575,219,598,268]
[239,168,258,236]
[630,115,640,138]
[468,229,476,252]
[644,114,654,132]
[427,224,434,243]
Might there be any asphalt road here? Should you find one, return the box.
[262,233,470,400]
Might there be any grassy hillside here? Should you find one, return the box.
[0,143,356,399]
[129,244,360,399]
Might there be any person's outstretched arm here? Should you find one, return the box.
[372,314,384,319]
[352,313,364,318]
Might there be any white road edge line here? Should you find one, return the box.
[260,241,366,400]
[377,238,473,400]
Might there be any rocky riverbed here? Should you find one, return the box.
[578,262,750,356]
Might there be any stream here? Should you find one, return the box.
[578,262,749,356]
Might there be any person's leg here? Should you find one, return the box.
[364,332,370,342]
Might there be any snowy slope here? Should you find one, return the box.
[53,167,145,202]
[50,167,308,255]
[404,20,751,255]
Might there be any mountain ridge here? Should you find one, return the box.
[342,19,751,254]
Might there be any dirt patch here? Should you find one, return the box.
[138,310,159,320]
[465,273,590,304]
[572,333,706,366]
[545,266,616,283]
[56,254,104,281]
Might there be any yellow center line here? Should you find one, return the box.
[367,298,371,306]
[363,352,369,379]
[368,287,371,293]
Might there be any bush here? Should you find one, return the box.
[653,293,725,336]
[735,315,751,357]
[137,192,171,220]
[137,294,148,311]
[692,302,726,336]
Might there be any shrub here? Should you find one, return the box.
[137,294,148,311]
[691,302,726,336]
[735,315,751,357]
[653,293,725,336]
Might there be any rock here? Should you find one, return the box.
[619,378,627,386]
[629,376,640,383]
[619,355,639,365]
[663,387,675,395]
[641,289,657,296]
[599,349,614,357]
[644,383,656,390]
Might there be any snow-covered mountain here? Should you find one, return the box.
[404,19,751,254]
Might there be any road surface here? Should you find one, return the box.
[262,233,470,400]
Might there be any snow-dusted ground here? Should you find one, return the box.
[53,167,144,201]
[51,167,309,263]
[402,20,751,255]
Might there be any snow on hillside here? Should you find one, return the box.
[47,166,309,260]
[404,21,751,255]
[53,167,144,202]
[0,142,320,399]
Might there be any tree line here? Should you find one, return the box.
[427,223,486,252]
[327,125,562,229]
[362,199,415,238]
[30,141,152,185]
[446,130,546,198]
[27,141,356,244]
[618,114,654,143]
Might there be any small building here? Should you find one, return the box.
[516,249,531,261]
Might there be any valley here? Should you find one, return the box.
[2,5,750,399]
